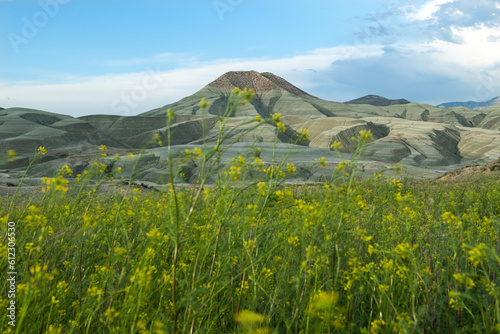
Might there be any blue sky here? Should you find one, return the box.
[1,0,500,116]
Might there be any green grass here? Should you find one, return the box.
[2,89,500,333]
[2,172,500,333]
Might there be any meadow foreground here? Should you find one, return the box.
[2,170,500,333]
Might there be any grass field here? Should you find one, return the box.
[2,90,500,333]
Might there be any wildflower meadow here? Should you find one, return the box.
[2,88,500,333]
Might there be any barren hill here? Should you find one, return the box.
[207,71,316,98]
[345,95,410,106]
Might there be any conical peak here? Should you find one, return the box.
[206,71,316,98]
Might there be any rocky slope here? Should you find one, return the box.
[438,157,500,181]
[207,71,316,99]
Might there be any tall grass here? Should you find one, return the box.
[1,88,500,333]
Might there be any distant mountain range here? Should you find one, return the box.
[2,70,500,183]
[437,96,500,110]
[344,95,411,107]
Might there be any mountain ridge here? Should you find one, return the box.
[437,96,500,110]
[345,95,411,106]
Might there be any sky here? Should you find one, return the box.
[1,0,500,117]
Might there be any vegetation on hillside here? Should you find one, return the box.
[2,88,500,333]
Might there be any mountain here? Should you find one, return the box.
[2,71,500,183]
[207,71,317,98]
[437,96,500,110]
[142,71,327,119]
[345,95,411,106]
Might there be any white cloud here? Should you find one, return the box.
[447,8,464,17]
[417,24,500,68]
[409,0,456,21]
[0,45,384,117]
